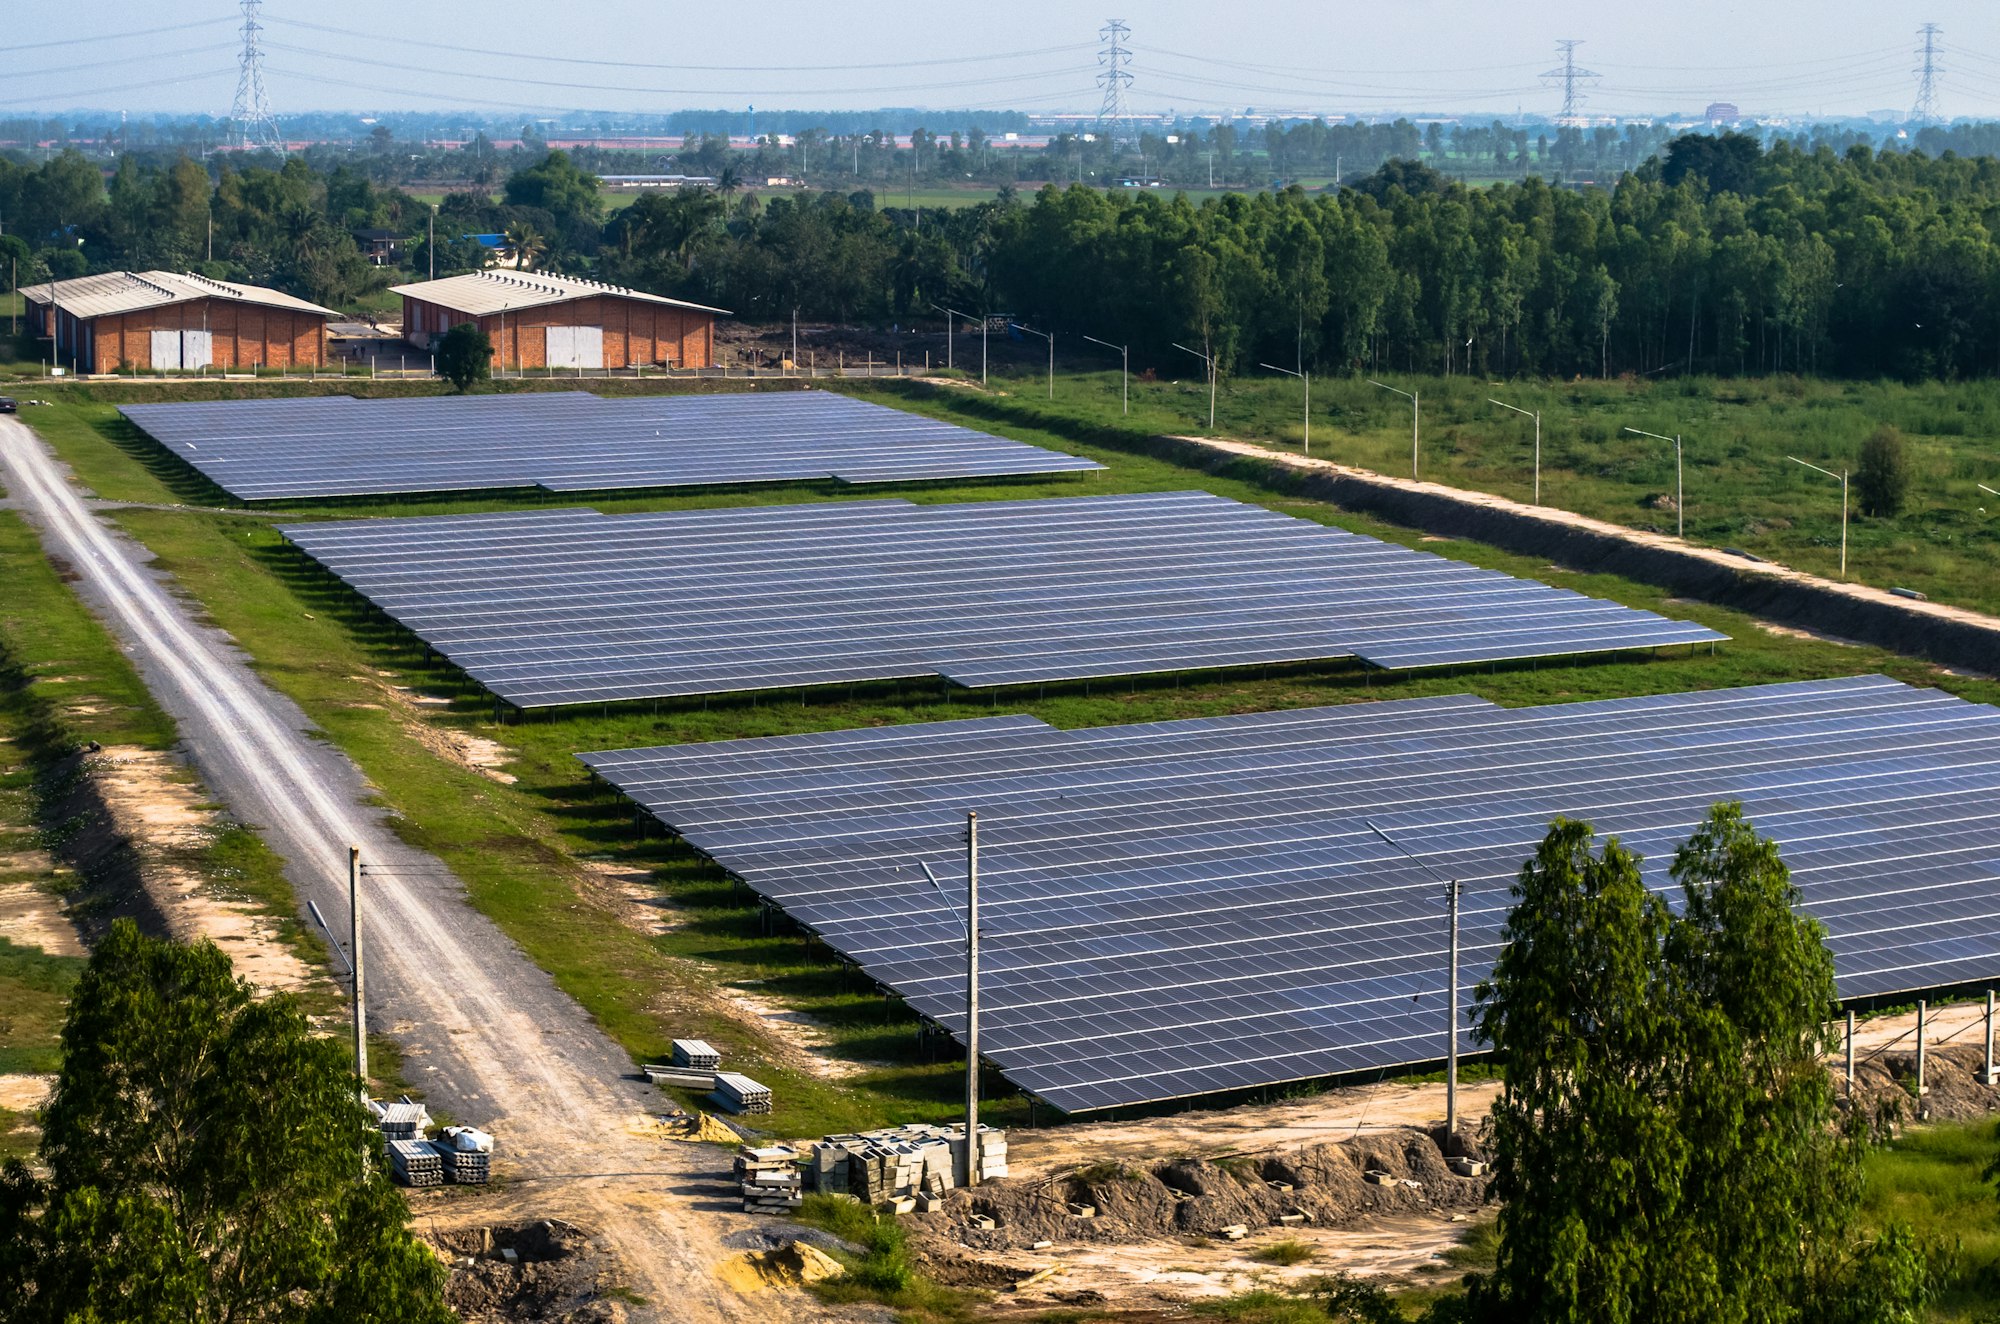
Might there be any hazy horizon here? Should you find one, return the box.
[8,1,1998,123]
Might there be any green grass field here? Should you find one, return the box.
[13,378,1999,1144]
[964,367,2000,616]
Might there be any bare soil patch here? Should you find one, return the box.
[0,1073,54,1113]
[88,746,317,996]
[0,877,85,957]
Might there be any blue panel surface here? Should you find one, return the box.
[281,491,1725,705]
[580,676,2000,1113]
[120,390,1102,499]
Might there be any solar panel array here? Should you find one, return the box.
[279,491,1726,706]
[580,675,2000,1113]
[119,390,1103,500]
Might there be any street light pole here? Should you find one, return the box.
[1364,821,1461,1142]
[1788,455,1849,577]
[1369,380,1420,478]
[1172,341,1217,431]
[1012,323,1053,400]
[929,302,955,371]
[1488,397,1542,504]
[1624,427,1685,539]
[1083,334,1129,414]
[1259,362,1309,455]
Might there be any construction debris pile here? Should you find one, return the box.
[642,1040,775,1116]
[370,1096,494,1187]
[808,1123,1008,1211]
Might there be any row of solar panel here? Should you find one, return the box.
[281,492,1725,705]
[579,675,2000,1112]
[120,390,1103,499]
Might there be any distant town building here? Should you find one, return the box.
[17,270,335,375]
[393,269,728,370]
[353,228,404,265]
[597,174,719,191]
[1705,102,1741,125]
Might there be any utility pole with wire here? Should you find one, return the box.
[229,0,285,155]
[1365,821,1463,1143]
[348,846,367,1107]
[1912,23,1945,126]
[1543,39,1599,129]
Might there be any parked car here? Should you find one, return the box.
[0,398,17,414]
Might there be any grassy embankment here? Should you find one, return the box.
[964,366,2000,616]
[16,379,1998,1144]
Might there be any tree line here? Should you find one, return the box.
[15,132,2000,381]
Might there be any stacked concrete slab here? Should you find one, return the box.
[734,1144,804,1214]
[807,1123,1007,1207]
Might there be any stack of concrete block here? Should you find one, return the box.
[805,1122,1008,1205]
[671,1039,722,1071]
[437,1126,493,1184]
[711,1072,773,1115]
[734,1144,804,1214]
[388,1139,443,1187]
[373,1101,432,1141]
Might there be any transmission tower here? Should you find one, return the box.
[1912,23,1944,126]
[1542,39,1599,128]
[1096,19,1135,144]
[230,0,284,155]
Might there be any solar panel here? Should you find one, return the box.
[119,390,1103,500]
[579,675,2000,1113]
[279,491,1726,706]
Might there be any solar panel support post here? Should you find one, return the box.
[1916,999,1927,1118]
[1984,991,1996,1086]
[1845,1010,1856,1097]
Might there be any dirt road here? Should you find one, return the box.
[0,416,770,1322]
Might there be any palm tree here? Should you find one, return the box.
[716,164,743,197]
[499,222,546,271]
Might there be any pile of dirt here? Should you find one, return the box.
[1843,1044,2000,1130]
[913,1124,1488,1268]
[428,1220,625,1323]
[715,1240,845,1293]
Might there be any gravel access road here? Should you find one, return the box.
[0,415,772,1322]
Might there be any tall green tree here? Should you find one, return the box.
[1466,806,1935,1324]
[0,921,451,1324]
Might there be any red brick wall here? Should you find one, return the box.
[405,293,715,369]
[85,299,328,373]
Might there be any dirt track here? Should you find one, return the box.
[0,416,780,1323]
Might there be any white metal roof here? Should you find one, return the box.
[391,269,729,318]
[16,270,338,321]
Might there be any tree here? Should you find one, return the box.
[1465,806,1936,1324]
[435,321,492,393]
[498,221,546,271]
[1856,423,1910,518]
[0,920,451,1324]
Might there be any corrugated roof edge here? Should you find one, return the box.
[390,269,730,318]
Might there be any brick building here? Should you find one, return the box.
[18,270,336,375]
[394,270,727,371]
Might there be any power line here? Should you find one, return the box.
[7,17,235,52]
[1543,39,1600,127]
[260,41,1091,99]
[1913,22,1944,125]
[230,0,284,154]
[1,42,239,83]
[262,17,1089,73]
[0,68,238,109]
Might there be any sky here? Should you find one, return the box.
[8,1,2000,122]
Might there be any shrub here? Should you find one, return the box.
[1856,423,1910,517]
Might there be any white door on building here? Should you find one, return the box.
[150,330,184,371]
[544,325,604,369]
[181,329,213,369]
